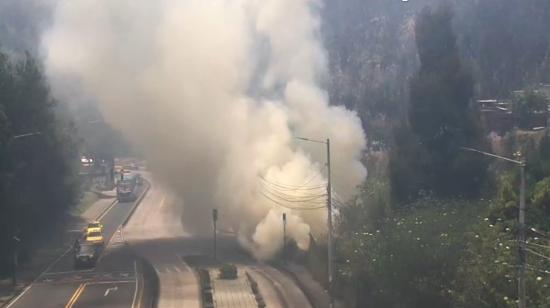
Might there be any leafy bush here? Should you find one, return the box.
[336,196,480,308]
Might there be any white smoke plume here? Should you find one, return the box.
[43,0,367,259]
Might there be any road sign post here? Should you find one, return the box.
[282,213,287,264]
[12,235,20,287]
[212,209,218,261]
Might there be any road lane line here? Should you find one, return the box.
[131,261,139,308]
[5,284,33,308]
[104,286,118,296]
[43,269,95,275]
[6,186,148,308]
[98,200,119,221]
[86,280,134,285]
[65,283,85,308]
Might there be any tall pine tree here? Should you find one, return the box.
[391,6,488,201]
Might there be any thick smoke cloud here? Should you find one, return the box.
[43,0,367,259]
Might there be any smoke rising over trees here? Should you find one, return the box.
[43,0,367,260]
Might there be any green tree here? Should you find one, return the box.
[511,89,549,130]
[391,6,488,202]
[0,50,79,275]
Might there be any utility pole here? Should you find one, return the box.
[295,136,334,307]
[4,132,41,288]
[460,147,526,308]
[12,234,20,287]
[326,138,334,308]
[282,213,287,264]
[518,164,526,308]
[212,208,218,261]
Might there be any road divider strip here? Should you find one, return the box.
[122,180,151,228]
[65,283,86,308]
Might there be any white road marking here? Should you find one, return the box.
[43,269,95,275]
[86,280,134,285]
[104,286,118,297]
[131,261,139,307]
[98,200,119,221]
[5,197,123,307]
[131,261,142,308]
[5,284,33,308]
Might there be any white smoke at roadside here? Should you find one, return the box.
[43,0,367,259]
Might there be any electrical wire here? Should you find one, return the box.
[526,264,550,275]
[525,242,550,250]
[258,177,327,201]
[260,182,327,201]
[258,175,326,191]
[260,185,327,204]
[258,190,326,210]
[529,228,550,239]
[525,248,550,262]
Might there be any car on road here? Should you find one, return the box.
[86,221,103,234]
[85,230,105,246]
[74,243,99,268]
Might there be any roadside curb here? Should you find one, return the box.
[277,264,328,308]
[138,258,159,308]
[122,180,151,228]
[91,190,117,199]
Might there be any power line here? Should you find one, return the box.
[259,180,326,199]
[525,242,550,250]
[258,175,326,191]
[529,228,550,239]
[258,179,327,202]
[258,190,326,211]
[525,248,550,262]
[262,188,326,204]
[525,264,550,275]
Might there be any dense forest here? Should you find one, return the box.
[323,0,550,145]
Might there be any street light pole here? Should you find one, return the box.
[326,138,334,308]
[518,164,526,308]
[3,131,42,288]
[295,136,333,308]
[212,209,218,261]
[282,213,287,264]
[460,147,526,308]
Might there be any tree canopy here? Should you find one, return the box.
[390,6,488,202]
[0,49,79,275]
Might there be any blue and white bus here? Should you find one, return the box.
[116,171,141,202]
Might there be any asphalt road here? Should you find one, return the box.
[8,173,318,308]
[123,176,314,308]
[6,184,147,308]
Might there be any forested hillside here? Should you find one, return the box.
[327,2,550,307]
[323,0,550,144]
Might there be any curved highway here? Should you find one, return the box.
[7,173,316,308]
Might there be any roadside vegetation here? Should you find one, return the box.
[0,48,80,277]
[333,5,550,308]
[70,191,100,216]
